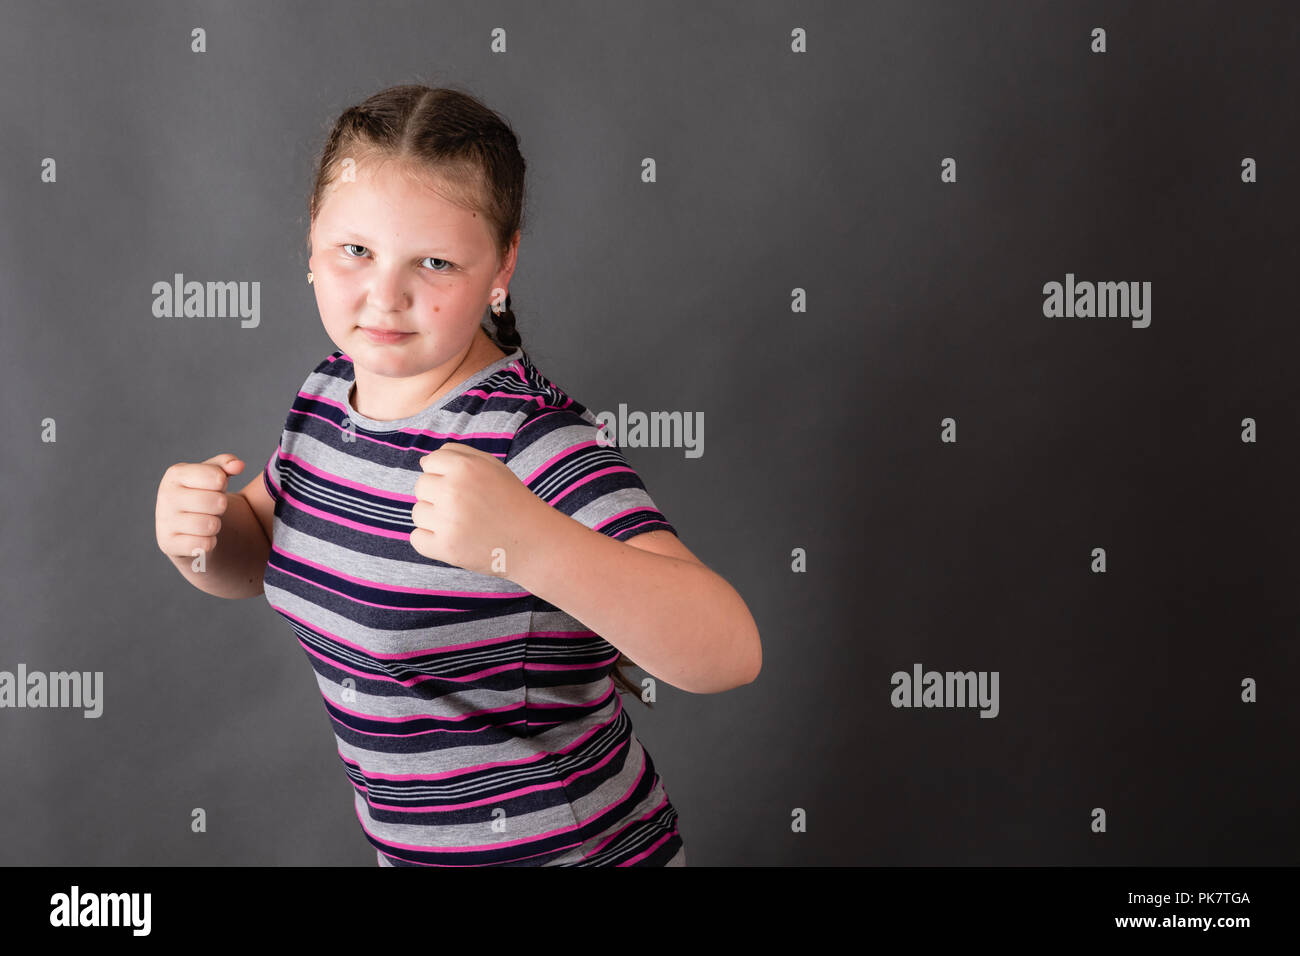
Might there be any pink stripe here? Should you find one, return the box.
[280,487,410,539]
[334,687,618,777]
[271,603,527,675]
[263,454,282,497]
[511,406,582,442]
[561,735,636,809]
[326,694,523,727]
[462,387,534,403]
[349,714,649,841]
[293,634,521,690]
[299,391,515,441]
[480,356,535,390]
[586,784,671,862]
[292,403,510,456]
[525,629,600,638]
[266,600,594,661]
[357,776,572,814]
[269,561,475,613]
[618,829,678,866]
[606,518,663,535]
[328,690,621,779]
[269,603,520,659]
[550,466,637,505]
[320,649,616,718]
[295,407,441,453]
[527,460,637,507]
[357,728,629,814]
[523,650,621,674]
[349,721,644,857]
[279,448,414,500]
[354,803,584,863]
[523,437,607,484]
[525,684,621,748]
[593,510,662,535]
[270,543,526,599]
[337,748,550,782]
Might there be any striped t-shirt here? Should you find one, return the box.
[260,345,686,866]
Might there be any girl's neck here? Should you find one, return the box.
[349,330,510,421]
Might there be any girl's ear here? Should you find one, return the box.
[498,230,521,280]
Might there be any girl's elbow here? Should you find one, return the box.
[740,627,762,685]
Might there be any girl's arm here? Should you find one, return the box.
[512,515,761,695]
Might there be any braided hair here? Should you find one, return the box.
[486,291,522,350]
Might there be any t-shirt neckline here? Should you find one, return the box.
[340,347,523,433]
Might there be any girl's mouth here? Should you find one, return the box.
[360,327,415,344]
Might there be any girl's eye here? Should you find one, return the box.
[341,244,453,272]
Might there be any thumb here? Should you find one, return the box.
[203,452,245,475]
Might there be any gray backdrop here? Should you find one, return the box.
[2,0,1297,866]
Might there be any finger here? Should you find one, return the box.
[174,487,229,516]
[412,472,439,503]
[200,452,245,478]
[202,452,244,470]
[174,512,223,538]
[409,527,436,554]
[411,499,436,530]
[175,462,236,492]
[418,447,470,473]
[438,442,486,459]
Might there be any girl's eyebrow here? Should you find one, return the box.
[330,231,458,255]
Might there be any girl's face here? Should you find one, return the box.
[307,159,518,389]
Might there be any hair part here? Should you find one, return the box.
[306,84,649,704]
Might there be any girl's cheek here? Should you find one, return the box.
[320,269,357,301]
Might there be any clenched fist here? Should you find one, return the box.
[156,453,244,558]
[408,442,553,578]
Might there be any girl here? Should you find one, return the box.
[176,85,761,866]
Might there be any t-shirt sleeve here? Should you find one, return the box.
[262,358,331,507]
[507,406,677,541]
[262,438,284,503]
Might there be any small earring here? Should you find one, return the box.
[307,271,314,284]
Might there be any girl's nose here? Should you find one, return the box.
[367,269,413,311]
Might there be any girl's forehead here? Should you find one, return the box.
[322,161,480,217]
[342,155,472,193]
